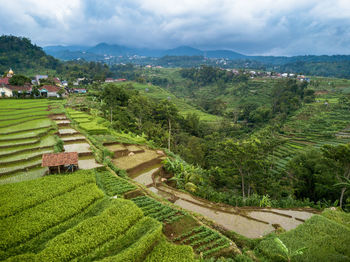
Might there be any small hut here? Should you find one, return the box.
[42,152,79,174]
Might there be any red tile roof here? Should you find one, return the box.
[42,152,78,167]
[40,85,60,92]
[0,77,9,85]
[8,85,32,92]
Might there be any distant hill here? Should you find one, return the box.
[162,46,203,56]
[42,40,350,78]
[0,35,59,74]
[44,43,247,60]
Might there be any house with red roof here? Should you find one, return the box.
[39,85,62,97]
[0,77,10,85]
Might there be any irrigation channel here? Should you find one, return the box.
[53,115,103,170]
[123,161,316,238]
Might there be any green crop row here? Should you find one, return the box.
[0,170,96,218]
[0,183,104,250]
[144,237,195,262]
[0,119,52,135]
[0,127,53,141]
[0,135,56,157]
[174,225,231,257]
[0,116,48,128]
[95,170,136,196]
[99,217,162,262]
[132,196,185,223]
[34,199,143,261]
[0,157,42,175]
[0,148,53,165]
[0,167,48,185]
[75,216,161,261]
[0,137,39,148]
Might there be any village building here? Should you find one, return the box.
[39,85,62,97]
[73,88,87,94]
[42,152,79,174]
[35,75,48,85]
[0,85,12,97]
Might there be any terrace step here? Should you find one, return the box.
[61,135,86,142]
[58,128,80,136]
[0,158,42,176]
[64,142,92,156]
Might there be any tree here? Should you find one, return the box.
[57,88,65,97]
[8,74,31,86]
[154,100,179,150]
[322,144,350,209]
[286,149,337,202]
[100,84,130,124]
[219,138,268,198]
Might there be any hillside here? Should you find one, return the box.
[0,35,59,74]
[0,170,195,261]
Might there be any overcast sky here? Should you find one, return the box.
[1,0,350,56]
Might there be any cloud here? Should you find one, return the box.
[0,0,350,55]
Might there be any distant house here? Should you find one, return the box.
[73,88,87,94]
[8,85,32,96]
[39,85,61,97]
[53,77,61,86]
[105,78,115,83]
[62,80,68,87]
[116,78,127,82]
[0,85,12,97]
[0,77,10,85]
[35,75,48,85]
[42,152,79,174]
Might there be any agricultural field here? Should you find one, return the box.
[256,210,350,262]
[0,169,196,261]
[112,81,223,122]
[66,108,109,134]
[268,91,350,174]
[0,99,64,183]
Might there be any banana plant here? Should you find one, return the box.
[274,237,307,262]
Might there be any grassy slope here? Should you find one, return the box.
[0,170,195,262]
[0,99,63,182]
[256,209,350,262]
[112,80,223,122]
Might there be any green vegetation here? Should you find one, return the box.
[132,195,186,223]
[0,99,61,180]
[256,210,350,262]
[95,170,136,196]
[0,170,196,261]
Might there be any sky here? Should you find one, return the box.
[1,0,350,56]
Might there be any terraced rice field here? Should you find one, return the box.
[0,99,62,183]
[269,100,350,174]
[113,148,164,174]
[66,108,109,134]
[0,170,195,261]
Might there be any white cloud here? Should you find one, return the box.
[0,0,349,55]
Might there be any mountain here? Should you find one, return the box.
[43,43,247,60]
[0,35,59,74]
[206,49,247,59]
[162,46,203,56]
[87,43,132,56]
